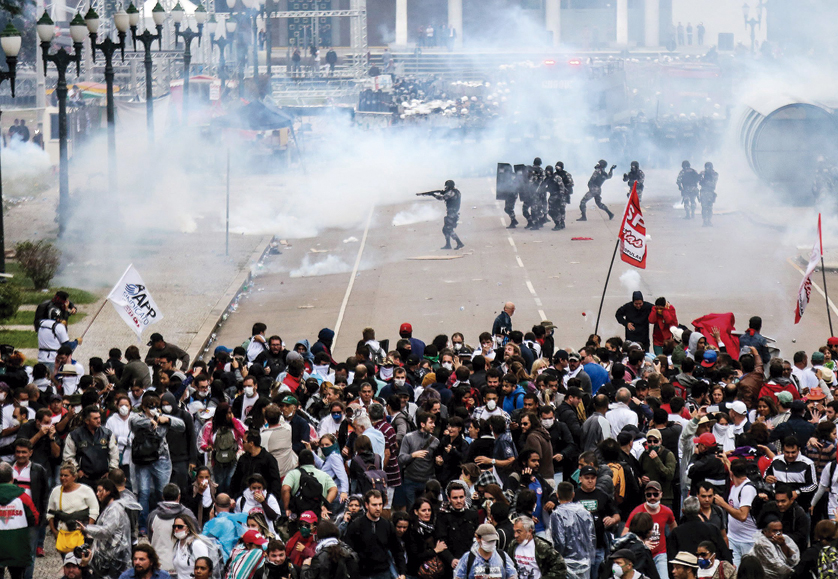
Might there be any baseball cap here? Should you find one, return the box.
[807,387,827,401]
[645,481,662,492]
[701,350,718,367]
[646,428,662,441]
[300,511,318,523]
[580,465,598,477]
[821,367,835,383]
[147,332,164,346]
[776,391,794,405]
[399,323,413,335]
[475,523,499,542]
[697,416,712,426]
[671,552,699,568]
[242,530,268,546]
[541,320,557,330]
[813,351,826,364]
[729,401,748,415]
[63,554,82,566]
[828,337,838,347]
[670,326,684,342]
[610,549,636,564]
[214,345,232,355]
[280,395,299,406]
[694,432,717,447]
[568,352,581,362]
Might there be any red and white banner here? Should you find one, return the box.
[795,214,823,324]
[618,183,647,269]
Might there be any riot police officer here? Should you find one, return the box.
[524,157,545,229]
[676,160,700,219]
[432,180,464,250]
[699,161,718,227]
[556,161,574,205]
[540,165,567,230]
[623,161,645,201]
[578,159,615,221]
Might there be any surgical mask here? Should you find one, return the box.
[118,406,131,417]
[195,390,207,398]
[453,343,463,351]
[542,418,554,429]
[0,392,5,402]
[480,540,496,553]
[442,362,453,371]
[162,404,173,414]
[149,408,160,418]
[313,364,330,377]
[612,564,624,578]
[174,530,188,540]
[244,387,255,397]
[394,379,406,388]
[380,367,394,380]
[74,405,83,414]
[19,400,28,408]
[697,557,713,570]
[299,526,312,538]
[646,499,660,509]
[332,412,343,423]
[486,400,497,411]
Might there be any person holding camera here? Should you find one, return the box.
[76,478,136,579]
[61,551,94,579]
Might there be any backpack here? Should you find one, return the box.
[131,427,162,465]
[213,427,238,464]
[33,300,53,331]
[292,467,324,515]
[187,535,225,579]
[465,549,516,579]
[400,410,417,433]
[736,481,769,523]
[352,454,387,494]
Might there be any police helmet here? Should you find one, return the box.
[630,161,639,170]
[48,309,62,321]
[533,157,542,167]
[598,159,608,169]
[682,160,691,169]
[545,165,554,175]
[444,180,455,189]
[555,161,564,170]
[705,162,713,170]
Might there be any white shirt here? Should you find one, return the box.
[246,337,267,364]
[37,320,69,363]
[240,393,258,421]
[172,537,209,579]
[318,415,342,438]
[514,539,541,579]
[727,480,758,544]
[105,413,134,463]
[606,402,637,434]
[792,366,819,394]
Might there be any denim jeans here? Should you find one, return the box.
[23,527,38,579]
[212,460,237,495]
[401,478,426,510]
[136,458,172,530]
[730,540,754,567]
[591,547,605,579]
[653,552,668,579]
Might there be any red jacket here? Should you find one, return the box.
[648,305,678,347]
[286,532,317,567]
[758,381,801,404]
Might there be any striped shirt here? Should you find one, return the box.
[766,454,818,497]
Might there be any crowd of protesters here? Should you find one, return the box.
[4,291,838,579]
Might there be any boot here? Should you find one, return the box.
[507,217,518,229]
[441,234,452,250]
[577,207,587,221]
[606,208,615,220]
[453,236,465,250]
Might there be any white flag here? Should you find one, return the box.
[795,214,822,324]
[107,265,164,338]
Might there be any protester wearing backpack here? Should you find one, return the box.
[230,431,282,499]
[199,403,247,495]
[348,436,388,495]
[280,450,338,520]
[128,394,186,532]
[301,520,359,579]
[172,516,211,579]
[714,459,760,566]
[453,523,517,579]
[235,475,282,535]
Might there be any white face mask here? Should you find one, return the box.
[119,406,131,417]
[442,362,453,371]
[195,390,208,398]
[612,564,624,578]
[453,343,463,351]
[244,387,255,398]
[18,400,28,408]
[162,405,173,414]
[394,379,406,387]
[480,540,497,553]
[0,392,5,402]
[174,530,188,540]
[486,400,497,411]
[380,367,394,380]
[74,405,83,414]
[542,418,554,429]
[646,499,660,509]
[149,408,160,418]
[314,364,330,376]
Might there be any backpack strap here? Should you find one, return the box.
[465,551,476,578]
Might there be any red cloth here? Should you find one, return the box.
[759,382,801,403]
[691,313,741,361]
[648,305,678,347]
[286,533,317,567]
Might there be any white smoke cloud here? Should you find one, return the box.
[392,203,444,226]
[290,254,352,278]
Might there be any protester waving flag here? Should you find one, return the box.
[795,214,823,324]
[618,182,647,269]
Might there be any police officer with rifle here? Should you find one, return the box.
[417,180,465,250]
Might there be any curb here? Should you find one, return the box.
[186,235,275,363]
[794,254,838,273]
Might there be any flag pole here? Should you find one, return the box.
[594,238,621,336]
[79,299,109,341]
[819,213,834,335]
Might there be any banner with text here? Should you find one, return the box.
[618,183,647,269]
[795,214,823,324]
[107,265,164,339]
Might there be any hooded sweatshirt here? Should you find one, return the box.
[162,392,198,465]
[148,501,199,573]
[0,483,39,568]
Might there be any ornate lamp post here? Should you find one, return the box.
[172,2,206,124]
[85,7,129,194]
[38,11,86,238]
[0,22,21,273]
[209,15,232,82]
[129,1,165,142]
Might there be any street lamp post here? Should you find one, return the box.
[129,1,165,143]
[38,12,86,238]
[209,16,232,82]
[742,2,762,54]
[172,2,206,125]
[85,7,129,194]
[0,22,21,273]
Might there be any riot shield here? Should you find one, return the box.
[496,163,516,200]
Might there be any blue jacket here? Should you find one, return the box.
[502,385,526,413]
[118,570,172,579]
[202,511,248,560]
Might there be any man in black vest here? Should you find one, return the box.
[63,406,118,487]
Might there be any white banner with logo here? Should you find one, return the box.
[107,264,164,338]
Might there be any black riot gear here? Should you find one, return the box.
[533,157,542,167]
[597,159,608,169]
[429,185,464,250]
[682,160,691,169]
[555,161,564,170]
[623,162,645,201]
[699,164,719,227]
[631,161,639,170]
[445,179,455,189]
[704,162,713,171]
[677,164,701,219]
[579,163,615,221]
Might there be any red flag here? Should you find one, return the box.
[692,313,741,360]
[795,213,822,324]
[618,182,647,269]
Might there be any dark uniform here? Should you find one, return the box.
[699,162,718,227]
[556,161,574,205]
[579,160,615,221]
[524,157,545,229]
[541,166,567,230]
[433,180,464,250]
[676,160,700,219]
[623,161,645,202]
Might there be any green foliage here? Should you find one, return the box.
[0,281,21,320]
[14,240,60,290]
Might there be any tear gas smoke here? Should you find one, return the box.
[290,254,352,278]
[392,203,445,226]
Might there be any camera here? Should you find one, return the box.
[73,543,92,559]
